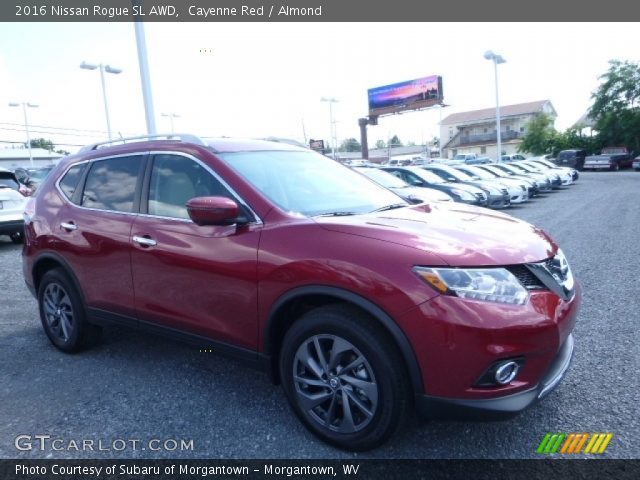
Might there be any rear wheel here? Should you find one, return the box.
[279,305,411,451]
[38,269,101,353]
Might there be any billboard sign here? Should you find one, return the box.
[309,139,325,152]
[368,75,443,117]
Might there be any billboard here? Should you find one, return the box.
[368,75,443,117]
[309,139,325,152]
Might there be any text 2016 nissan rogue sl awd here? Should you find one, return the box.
[22,135,580,451]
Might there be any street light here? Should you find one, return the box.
[161,113,180,133]
[484,50,506,162]
[320,97,339,160]
[8,102,39,166]
[80,61,122,140]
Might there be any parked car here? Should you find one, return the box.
[23,135,580,451]
[1,167,30,197]
[555,150,587,170]
[422,165,510,209]
[0,183,28,243]
[583,147,634,171]
[454,165,529,204]
[518,160,573,186]
[453,153,478,163]
[527,158,579,182]
[353,166,453,204]
[507,162,562,189]
[633,156,640,171]
[501,154,527,163]
[480,164,552,193]
[381,166,489,206]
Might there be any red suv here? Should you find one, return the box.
[22,135,580,451]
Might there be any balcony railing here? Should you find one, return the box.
[449,130,523,147]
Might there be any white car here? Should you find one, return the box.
[0,172,28,243]
[455,165,529,204]
[520,160,573,186]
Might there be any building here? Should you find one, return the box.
[0,148,64,169]
[440,100,557,159]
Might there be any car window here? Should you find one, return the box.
[148,154,232,220]
[0,173,20,190]
[59,164,87,202]
[82,156,143,213]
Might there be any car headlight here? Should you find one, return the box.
[450,188,475,201]
[413,266,529,305]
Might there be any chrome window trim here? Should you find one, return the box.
[54,150,263,225]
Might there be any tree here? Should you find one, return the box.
[374,140,386,149]
[388,135,403,147]
[589,59,640,152]
[29,138,55,151]
[518,113,558,155]
[338,138,361,152]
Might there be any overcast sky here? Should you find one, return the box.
[1,22,638,153]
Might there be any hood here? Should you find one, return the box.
[315,203,556,266]
[392,186,452,202]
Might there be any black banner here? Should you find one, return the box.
[1,459,639,480]
[3,0,640,22]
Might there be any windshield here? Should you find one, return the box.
[436,166,474,181]
[458,166,491,180]
[0,174,20,190]
[355,167,408,188]
[485,165,513,176]
[219,150,405,217]
[408,167,447,184]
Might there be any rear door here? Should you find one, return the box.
[53,154,145,318]
[130,152,262,350]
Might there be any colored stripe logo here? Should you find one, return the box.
[537,433,613,454]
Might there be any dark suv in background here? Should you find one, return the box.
[22,135,580,451]
[555,149,587,170]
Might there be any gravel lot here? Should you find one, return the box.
[1,171,638,459]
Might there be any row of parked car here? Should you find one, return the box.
[352,157,579,210]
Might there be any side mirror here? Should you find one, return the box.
[186,196,242,226]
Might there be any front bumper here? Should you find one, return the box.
[415,334,574,419]
[487,193,511,209]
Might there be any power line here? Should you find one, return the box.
[0,121,109,135]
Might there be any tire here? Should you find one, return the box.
[279,304,411,451]
[612,163,620,171]
[9,231,23,244]
[37,268,101,353]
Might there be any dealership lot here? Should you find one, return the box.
[0,171,638,459]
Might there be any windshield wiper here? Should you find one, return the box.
[370,203,407,213]
[314,211,359,217]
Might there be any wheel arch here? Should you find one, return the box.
[32,253,86,306]
[264,285,424,394]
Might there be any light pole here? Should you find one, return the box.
[320,97,338,160]
[484,50,506,162]
[80,61,122,140]
[161,113,180,133]
[8,102,39,166]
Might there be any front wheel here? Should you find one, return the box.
[9,231,23,244]
[38,269,101,353]
[279,305,411,451]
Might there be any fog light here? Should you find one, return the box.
[495,361,520,385]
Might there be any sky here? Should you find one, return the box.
[0,22,638,153]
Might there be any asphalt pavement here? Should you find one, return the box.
[1,171,638,459]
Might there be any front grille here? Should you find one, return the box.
[507,265,546,290]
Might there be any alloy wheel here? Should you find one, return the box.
[42,283,74,342]
[292,334,378,433]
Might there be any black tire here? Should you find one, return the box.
[279,304,411,451]
[9,231,23,244]
[37,268,101,353]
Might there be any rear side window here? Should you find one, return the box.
[82,156,143,213]
[59,164,87,202]
[0,173,20,191]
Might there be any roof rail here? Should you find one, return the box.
[79,133,207,152]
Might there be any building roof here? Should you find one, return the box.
[0,148,64,160]
[441,100,555,125]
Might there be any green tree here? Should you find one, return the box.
[29,138,55,151]
[388,135,403,147]
[374,140,386,149]
[338,138,361,152]
[589,59,640,152]
[518,113,558,155]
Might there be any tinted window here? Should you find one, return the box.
[148,154,231,219]
[0,173,20,190]
[82,156,142,212]
[59,164,87,202]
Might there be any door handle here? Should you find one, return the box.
[132,235,157,247]
[60,222,78,232]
